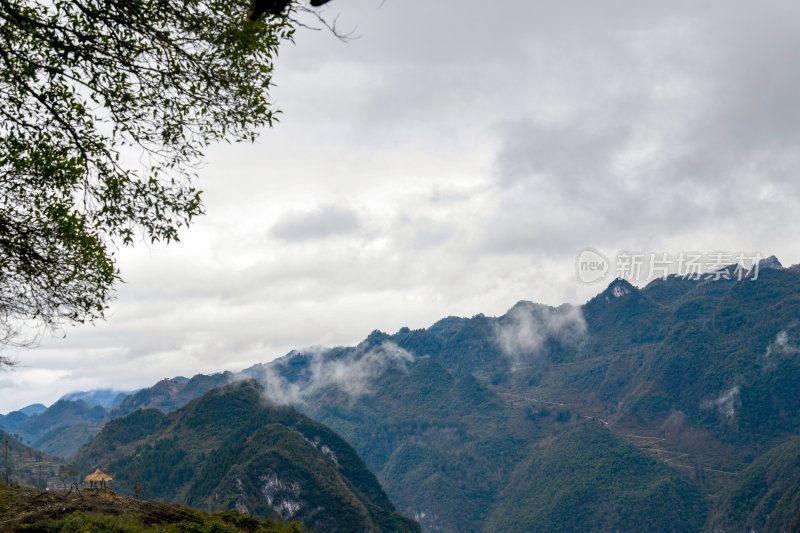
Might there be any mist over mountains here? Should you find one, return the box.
[3,258,800,531]
[71,381,420,532]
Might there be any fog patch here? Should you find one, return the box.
[493,302,586,367]
[764,330,798,358]
[259,365,307,405]
[701,385,740,421]
[258,342,413,405]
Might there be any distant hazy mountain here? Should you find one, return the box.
[18,404,46,416]
[0,400,107,458]
[71,380,419,533]
[110,372,234,419]
[0,429,60,488]
[59,389,130,409]
[0,411,28,433]
[0,392,127,459]
[14,256,800,531]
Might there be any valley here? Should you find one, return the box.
[2,258,799,531]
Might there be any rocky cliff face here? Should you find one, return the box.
[71,380,419,533]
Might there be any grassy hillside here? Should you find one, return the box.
[0,484,300,532]
[71,380,419,533]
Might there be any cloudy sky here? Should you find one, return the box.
[3,0,800,412]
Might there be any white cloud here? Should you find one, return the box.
[3,0,800,411]
[270,204,362,242]
[702,385,740,421]
[493,302,586,367]
[258,342,413,405]
[764,330,799,359]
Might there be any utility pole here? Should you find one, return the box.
[4,438,8,486]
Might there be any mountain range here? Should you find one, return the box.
[3,256,799,531]
[0,388,131,458]
[70,380,419,532]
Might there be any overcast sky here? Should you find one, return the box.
[3,0,800,412]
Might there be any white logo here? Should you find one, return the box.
[577,249,610,284]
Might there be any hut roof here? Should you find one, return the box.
[85,468,113,482]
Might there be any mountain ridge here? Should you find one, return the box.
[70,380,420,533]
[7,258,800,531]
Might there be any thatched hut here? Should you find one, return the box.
[85,468,112,488]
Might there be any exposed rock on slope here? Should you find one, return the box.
[71,380,419,533]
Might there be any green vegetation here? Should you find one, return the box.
[0,429,61,488]
[310,358,535,531]
[280,267,800,530]
[71,381,419,533]
[708,437,800,532]
[9,266,800,531]
[485,423,706,532]
[0,0,295,347]
[0,398,107,458]
[111,373,235,419]
[308,361,709,532]
[0,483,301,532]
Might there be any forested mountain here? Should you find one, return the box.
[708,437,800,532]
[0,428,61,488]
[0,375,231,459]
[110,372,234,418]
[7,257,800,531]
[17,404,46,416]
[0,399,107,458]
[70,380,419,533]
[0,389,146,459]
[59,389,130,409]
[245,259,799,531]
[485,424,706,532]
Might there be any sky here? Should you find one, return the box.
[2,0,800,412]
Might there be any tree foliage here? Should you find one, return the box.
[70,381,420,532]
[0,0,297,347]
